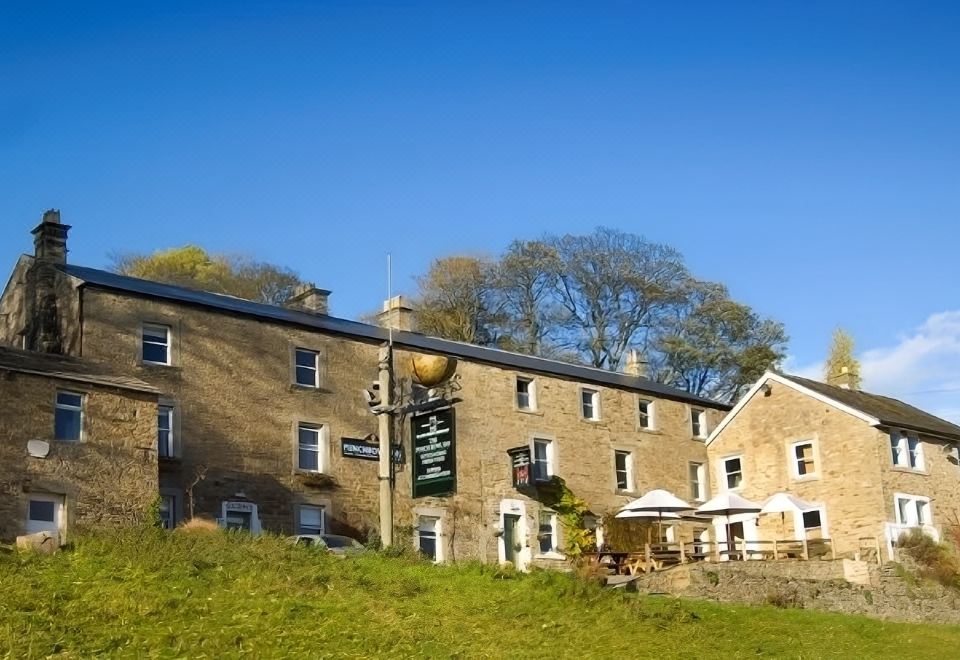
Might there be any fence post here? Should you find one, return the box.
[713,539,721,563]
[645,542,652,572]
[740,537,747,561]
[802,538,809,560]
[680,540,687,564]
[773,539,779,561]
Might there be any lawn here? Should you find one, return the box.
[1,528,957,658]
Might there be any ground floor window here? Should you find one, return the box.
[26,493,63,536]
[895,493,931,527]
[416,516,440,561]
[537,511,558,554]
[297,504,326,535]
[802,508,824,540]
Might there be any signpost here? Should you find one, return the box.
[341,437,403,464]
[411,407,456,498]
[507,446,533,490]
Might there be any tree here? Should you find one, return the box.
[414,256,501,344]
[489,240,562,355]
[548,228,688,370]
[824,328,862,389]
[111,246,304,305]
[651,280,788,401]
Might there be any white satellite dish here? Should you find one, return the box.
[27,440,50,458]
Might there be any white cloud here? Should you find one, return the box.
[787,311,960,424]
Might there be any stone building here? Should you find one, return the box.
[705,371,960,559]
[0,211,729,566]
[0,345,159,542]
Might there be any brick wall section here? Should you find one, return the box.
[77,287,726,564]
[707,377,960,557]
[0,369,158,541]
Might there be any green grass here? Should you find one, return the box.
[1,529,958,659]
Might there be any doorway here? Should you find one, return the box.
[503,513,521,565]
[27,493,64,538]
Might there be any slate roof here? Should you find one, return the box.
[782,373,960,441]
[0,345,159,394]
[60,263,727,409]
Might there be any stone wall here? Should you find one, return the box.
[632,560,960,624]
[0,369,158,541]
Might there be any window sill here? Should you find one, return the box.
[580,417,604,424]
[159,455,182,464]
[637,427,661,435]
[616,489,636,496]
[890,466,929,476]
[289,384,332,394]
[535,551,566,561]
[515,407,544,416]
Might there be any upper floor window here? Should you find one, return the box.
[792,441,817,478]
[532,438,554,482]
[689,462,706,501]
[516,377,536,411]
[722,456,743,490]
[54,390,84,441]
[637,399,654,430]
[580,388,600,421]
[294,348,320,388]
[614,450,633,492]
[158,405,175,458]
[891,429,924,470]
[297,423,327,473]
[142,324,171,365]
[895,494,931,527]
[691,408,707,438]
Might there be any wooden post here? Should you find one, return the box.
[645,542,652,573]
[713,539,721,563]
[680,540,687,564]
[740,536,747,561]
[773,539,779,561]
[802,537,809,560]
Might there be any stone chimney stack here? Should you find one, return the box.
[828,365,855,390]
[284,283,330,315]
[31,209,71,264]
[377,295,416,332]
[624,349,649,378]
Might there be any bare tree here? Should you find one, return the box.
[414,256,502,344]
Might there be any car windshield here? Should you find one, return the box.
[322,535,358,549]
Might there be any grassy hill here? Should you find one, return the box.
[1,529,958,658]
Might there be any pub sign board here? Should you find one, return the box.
[507,446,532,490]
[341,437,404,464]
[411,407,456,498]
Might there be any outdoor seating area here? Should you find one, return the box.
[597,488,839,575]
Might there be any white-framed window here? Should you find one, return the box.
[532,438,554,482]
[894,493,932,527]
[580,388,600,421]
[890,429,924,470]
[142,324,171,365]
[691,407,707,438]
[802,508,826,540]
[159,494,176,529]
[26,493,64,536]
[791,441,817,478]
[297,504,326,535]
[157,405,175,458]
[722,455,743,490]
[294,348,320,388]
[516,377,536,411]
[614,450,633,492]
[537,510,559,555]
[637,399,654,430]
[689,462,706,501]
[54,390,84,442]
[297,423,328,473]
[416,516,441,562]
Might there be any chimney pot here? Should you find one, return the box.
[377,295,416,332]
[31,209,71,264]
[624,349,649,378]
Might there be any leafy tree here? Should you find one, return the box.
[414,256,501,344]
[111,246,304,305]
[489,240,561,355]
[651,280,788,401]
[824,328,862,389]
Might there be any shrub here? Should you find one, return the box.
[765,586,803,609]
[896,529,960,589]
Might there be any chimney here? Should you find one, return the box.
[624,349,649,378]
[377,295,416,332]
[828,365,855,390]
[31,209,71,264]
[284,283,330,315]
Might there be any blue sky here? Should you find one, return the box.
[2,2,959,415]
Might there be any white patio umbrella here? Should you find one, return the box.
[617,489,693,543]
[760,492,817,515]
[695,492,762,555]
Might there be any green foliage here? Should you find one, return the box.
[897,528,960,589]
[1,529,959,658]
[824,328,862,389]
[534,477,595,558]
[111,245,304,305]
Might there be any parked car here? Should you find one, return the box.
[288,533,366,556]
